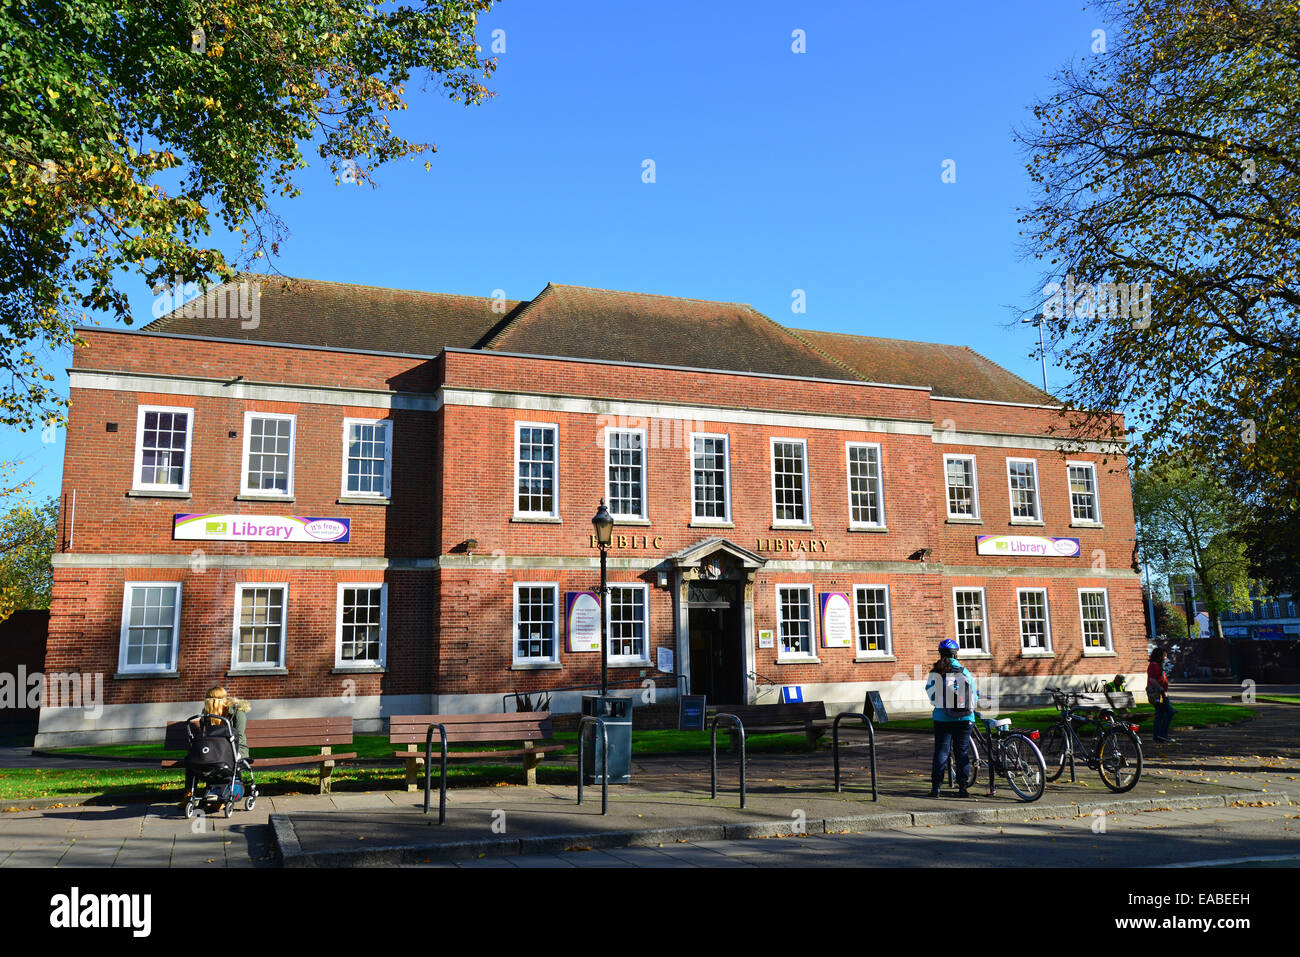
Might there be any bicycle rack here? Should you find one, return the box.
[709,713,746,808]
[576,716,610,815]
[832,712,878,801]
[422,722,449,823]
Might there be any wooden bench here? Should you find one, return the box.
[1074,691,1145,727]
[710,701,831,748]
[390,712,564,791]
[162,716,357,794]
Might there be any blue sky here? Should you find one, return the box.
[10,0,1115,505]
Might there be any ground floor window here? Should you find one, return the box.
[119,582,182,673]
[1017,588,1051,652]
[514,583,558,663]
[607,584,648,662]
[854,585,891,655]
[234,585,287,669]
[337,583,386,667]
[1079,589,1113,651]
[777,585,815,658]
[953,588,987,653]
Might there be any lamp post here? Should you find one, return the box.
[591,499,614,695]
[1021,313,1048,393]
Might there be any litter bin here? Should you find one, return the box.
[581,694,633,784]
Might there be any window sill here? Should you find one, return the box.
[770,523,814,532]
[1009,519,1045,527]
[331,665,386,674]
[1070,521,1104,529]
[613,518,651,526]
[127,489,191,499]
[1020,652,1055,659]
[608,660,653,669]
[338,496,390,506]
[114,671,179,680]
[511,516,562,524]
[229,667,288,676]
[511,662,562,671]
[847,525,888,533]
[1082,649,1117,658]
[945,516,982,525]
[958,652,993,660]
[774,657,820,665]
[689,520,735,529]
[236,494,295,503]
[854,655,897,663]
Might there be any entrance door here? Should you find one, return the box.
[687,582,744,705]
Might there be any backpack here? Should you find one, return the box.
[940,669,975,718]
[186,719,236,774]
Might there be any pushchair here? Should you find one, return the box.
[181,713,259,818]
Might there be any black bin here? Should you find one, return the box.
[581,694,633,784]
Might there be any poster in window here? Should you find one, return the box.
[565,591,601,652]
[820,592,853,648]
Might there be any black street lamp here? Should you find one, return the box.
[591,499,614,695]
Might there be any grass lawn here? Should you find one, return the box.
[877,701,1256,733]
[1258,695,1300,705]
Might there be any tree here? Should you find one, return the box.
[1,0,498,437]
[1017,0,1300,507]
[1132,458,1254,671]
[0,496,58,619]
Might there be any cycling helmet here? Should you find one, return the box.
[939,638,959,656]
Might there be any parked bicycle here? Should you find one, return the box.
[1041,687,1143,792]
[946,711,1046,802]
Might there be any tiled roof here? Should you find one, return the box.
[792,329,1056,405]
[143,275,521,354]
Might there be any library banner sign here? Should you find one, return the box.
[976,535,1080,558]
[173,514,351,543]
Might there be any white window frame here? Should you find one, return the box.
[1066,461,1101,524]
[335,582,388,668]
[1016,587,1053,654]
[132,405,194,493]
[689,432,732,524]
[340,418,393,499]
[1006,457,1041,522]
[604,426,648,521]
[231,583,289,671]
[943,454,980,519]
[853,584,892,657]
[512,582,560,665]
[775,583,817,659]
[240,411,296,497]
[846,442,886,529]
[1078,588,1114,653]
[118,582,182,674]
[952,587,989,654]
[513,422,560,519]
[605,582,651,665]
[770,437,811,527]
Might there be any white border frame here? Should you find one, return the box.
[513,581,560,665]
[1005,457,1042,522]
[132,405,194,493]
[942,453,980,519]
[341,418,393,499]
[605,582,652,666]
[335,582,388,668]
[603,426,648,521]
[1016,586,1053,654]
[689,431,732,524]
[846,442,886,529]
[1078,587,1114,654]
[775,583,817,659]
[770,437,812,527]
[952,586,989,654]
[240,411,297,497]
[231,583,289,671]
[513,421,560,519]
[853,583,893,657]
[118,581,182,674]
[1066,460,1101,524]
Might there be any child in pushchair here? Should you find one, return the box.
[181,694,259,819]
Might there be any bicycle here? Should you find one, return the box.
[1041,687,1143,792]
[945,711,1047,802]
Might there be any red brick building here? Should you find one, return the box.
[37,277,1144,744]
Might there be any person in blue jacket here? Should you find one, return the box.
[924,638,977,798]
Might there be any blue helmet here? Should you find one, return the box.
[939,639,959,654]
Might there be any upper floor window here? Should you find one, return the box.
[336,583,387,668]
[605,428,646,519]
[134,406,193,492]
[342,419,392,499]
[233,584,287,670]
[771,438,810,526]
[1067,462,1100,523]
[513,583,558,664]
[943,454,979,519]
[1006,458,1041,521]
[607,584,649,663]
[1079,589,1113,652]
[855,585,892,656]
[242,412,295,496]
[515,423,558,518]
[953,588,988,653]
[846,443,885,528]
[691,433,730,523]
[119,582,182,674]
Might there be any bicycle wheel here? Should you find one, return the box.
[1098,727,1143,792]
[1041,724,1067,782]
[964,732,985,789]
[1001,733,1046,802]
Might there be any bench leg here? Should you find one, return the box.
[319,746,334,795]
[406,746,419,792]
[805,728,824,750]
[522,741,540,786]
